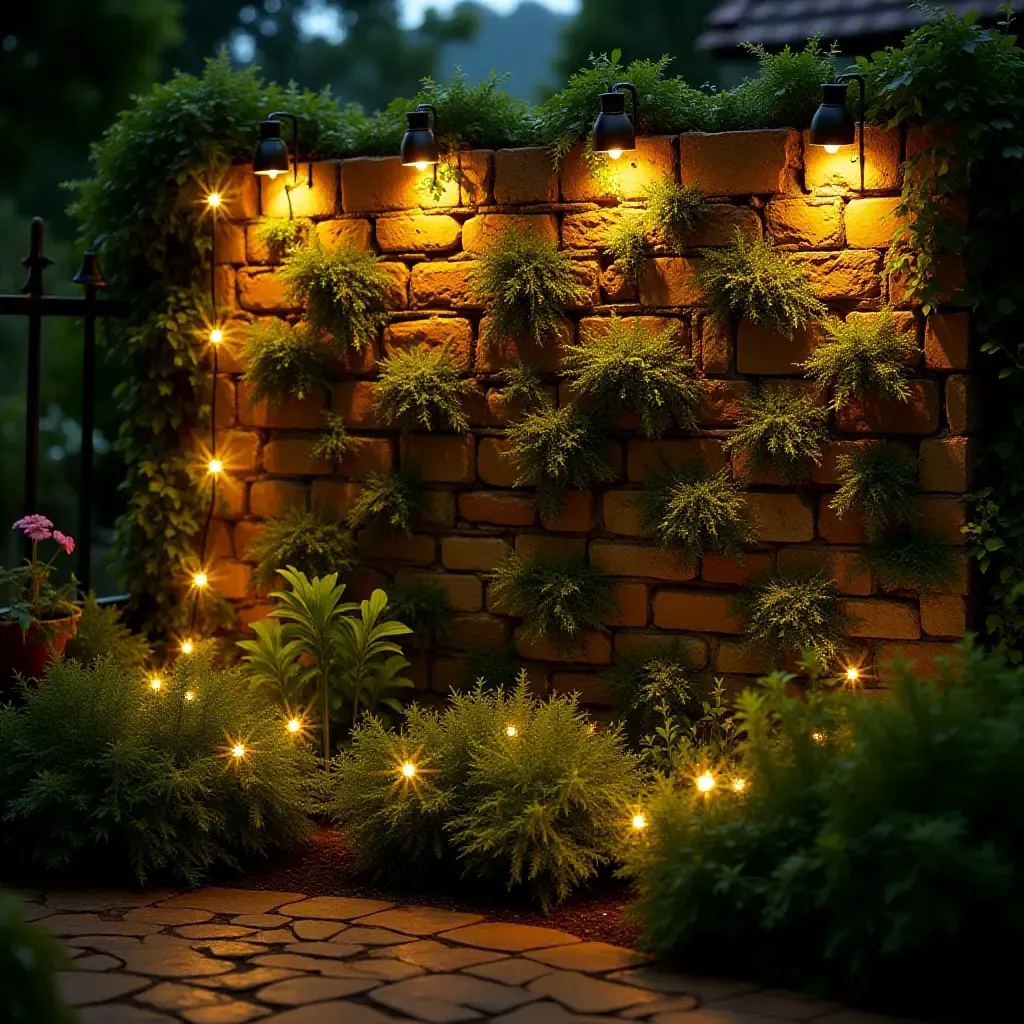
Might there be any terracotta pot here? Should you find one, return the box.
[0,609,81,686]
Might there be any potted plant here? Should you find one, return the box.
[0,515,81,682]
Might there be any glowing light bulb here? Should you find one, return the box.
[401,761,416,778]
[607,148,623,160]
[824,144,840,154]
[185,691,195,702]
[180,639,194,655]
[414,161,429,171]
[232,743,245,759]
[696,771,715,793]
[206,192,222,208]
[732,778,747,793]
[505,725,517,738]
[193,572,208,589]
[207,459,223,475]
[209,328,224,345]
[287,718,301,734]
[149,677,162,691]
[266,169,279,180]
[631,813,647,831]
[845,666,860,684]
[812,731,825,744]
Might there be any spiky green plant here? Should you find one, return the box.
[735,570,849,665]
[347,469,426,535]
[727,383,830,483]
[375,345,474,431]
[311,410,361,465]
[831,441,919,540]
[607,214,647,283]
[470,226,589,347]
[861,529,955,591]
[241,320,329,405]
[64,596,151,672]
[562,316,703,437]
[490,553,617,655]
[464,645,522,690]
[256,217,308,260]
[699,231,826,331]
[633,459,757,561]
[645,176,712,250]
[504,402,614,518]
[387,579,454,650]
[501,361,548,414]
[245,506,355,589]
[802,309,917,409]
[279,239,390,350]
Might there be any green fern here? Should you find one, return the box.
[861,529,955,591]
[245,506,355,589]
[501,361,548,413]
[241,320,329,405]
[831,441,919,540]
[562,316,702,437]
[256,217,308,260]
[347,469,426,535]
[387,579,454,650]
[607,214,646,283]
[802,309,917,409]
[375,346,474,431]
[64,597,151,672]
[645,176,712,250]
[311,410,361,465]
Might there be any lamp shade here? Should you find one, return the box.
[253,119,291,177]
[809,82,856,148]
[400,107,438,168]
[592,88,636,156]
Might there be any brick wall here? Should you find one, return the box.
[207,126,975,705]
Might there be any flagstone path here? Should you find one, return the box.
[20,887,913,1023]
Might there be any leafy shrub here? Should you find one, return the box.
[735,570,849,666]
[375,346,474,432]
[562,316,702,437]
[500,361,548,414]
[0,892,73,1024]
[244,507,355,589]
[470,226,589,347]
[699,231,826,331]
[333,676,642,909]
[861,528,955,591]
[645,176,712,250]
[727,383,830,483]
[387,579,453,650]
[831,441,919,540]
[607,215,646,283]
[279,239,390,351]
[64,596,151,672]
[504,403,613,518]
[241,320,329,405]
[624,643,1024,1012]
[311,410,361,466]
[347,469,426,535]
[633,460,757,562]
[490,553,617,655]
[256,217,308,260]
[0,648,312,885]
[802,309,916,409]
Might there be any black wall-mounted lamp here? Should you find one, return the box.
[592,82,639,160]
[401,104,439,171]
[809,73,866,190]
[253,111,312,216]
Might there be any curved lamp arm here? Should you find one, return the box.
[267,110,313,189]
[836,73,866,191]
[612,81,640,134]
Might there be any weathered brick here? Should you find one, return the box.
[238,603,275,631]
[236,383,326,429]
[477,437,521,487]
[462,213,558,254]
[924,313,970,370]
[681,129,801,196]
[561,136,675,202]
[332,381,380,429]
[843,598,920,640]
[602,491,642,536]
[790,250,881,300]
[205,519,234,560]
[249,480,305,517]
[214,220,246,264]
[245,220,309,265]
[765,198,842,249]
[542,491,594,533]
[515,628,613,665]
[396,570,483,613]
[550,671,615,706]
[207,430,260,474]
[440,613,508,651]
[514,535,587,560]
[653,590,742,633]
[382,317,472,371]
[263,440,331,476]
[602,262,637,304]
[315,218,374,252]
[310,480,361,517]
[568,261,601,308]
[562,209,631,250]
[844,197,907,249]
[214,478,246,519]
[877,640,963,683]
[213,265,238,314]
[920,594,966,638]
[920,436,972,493]
[375,215,461,253]
[701,552,773,585]
[946,375,978,435]
[847,310,922,368]
[475,317,571,373]
[261,160,339,218]
[237,268,298,314]
[410,261,479,309]
[614,632,710,666]
[715,639,770,675]
[736,321,821,375]
[340,156,457,213]
[459,491,535,526]
[776,545,872,595]
[222,165,260,219]
[889,254,967,308]
[358,532,436,566]
[232,520,264,561]
[493,146,558,204]
[627,438,727,483]
[379,262,410,309]
[748,492,814,543]
[606,582,648,628]
[686,205,762,248]
[696,380,749,428]
[406,435,476,483]
[580,314,689,350]
[920,496,967,545]
[818,502,867,544]
[212,376,237,428]
[802,124,901,192]
[640,258,704,307]
[211,559,253,601]
[699,315,732,375]
[836,380,940,435]
[458,150,494,206]
[422,491,457,529]
[591,541,696,581]
[441,536,511,572]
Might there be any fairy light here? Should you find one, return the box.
[845,666,860,684]
[192,571,209,589]
[812,730,825,744]
[696,771,715,794]
[209,327,224,345]
[287,717,301,734]
[185,691,195,702]
[180,639,194,655]
[401,761,417,778]
[149,677,162,691]
[207,458,223,475]
[206,192,222,208]
[732,778,747,793]
[631,813,647,831]
[232,743,246,759]
[505,725,517,738]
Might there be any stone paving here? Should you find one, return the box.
[18,887,914,1023]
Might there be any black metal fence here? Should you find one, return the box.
[0,218,128,592]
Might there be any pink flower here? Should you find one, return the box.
[13,514,53,541]
[52,530,75,555]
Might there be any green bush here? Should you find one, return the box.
[64,596,151,672]
[802,309,916,409]
[279,239,390,351]
[623,643,1024,1012]
[831,441,919,540]
[633,460,757,562]
[645,176,712,250]
[861,528,955,591]
[727,383,830,483]
[735,570,849,666]
[241,320,329,405]
[346,469,426,535]
[561,316,702,437]
[699,231,826,331]
[311,410,361,466]
[333,677,642,909]
[490,553,617,655]
[256,217,308,260]
[387,579,454,650]
[504,402,613,518]
[375,346,474,432]
[470,226,589,347]
[0,648,312,885]
[0,892,74,1024]
[607,214,646,283]
[500,361,548,414]
[244,506,355,589]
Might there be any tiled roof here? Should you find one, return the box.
[697,1,1006,52]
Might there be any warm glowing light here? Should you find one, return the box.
[180,639,194,655]
[193,572,209,589]
[696,771,715,793]
[631,813,647,831]
[607,148,623,160]
[845,666,860,684]
[401,761,417,778]
[232,743,246,759]
[732,778,747,793]
[185,691,195,702]
[505,725,517,738]
[413,160,429,171]
[287,718,301,734]
[149,677,162,691]
[586,723,596,735]
[824,144,841,154]
[266,169,280,180]
[206,192,222,208]
[812,731,825,744]
[209,328,224,345]
[207,458,223,475]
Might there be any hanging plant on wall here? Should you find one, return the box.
[347,469,426,535]
[831,441,919,539]
[607,215,647,284]
[245,507,355,589]
[256,217,309,261]
[375,346,475,432]
[860,528,955,591]
[241,320,330,405]
[311,411,362,466]
[645,176,712,251]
